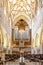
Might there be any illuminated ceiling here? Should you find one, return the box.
[5,0,38,21]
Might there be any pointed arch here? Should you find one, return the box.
[12,14,31,28]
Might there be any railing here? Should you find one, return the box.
[12,47,31,54]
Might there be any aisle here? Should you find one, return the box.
[5,59,40,65]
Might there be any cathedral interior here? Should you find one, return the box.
[0,0,43,65]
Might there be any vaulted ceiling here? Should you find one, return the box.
[5,0,38,22]
[0,0,43,39]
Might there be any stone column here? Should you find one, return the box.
[29,29,32,45]
[1,35,3,47]
[41,26,43,54]
[1,52,6,65]
[1,52,5,61]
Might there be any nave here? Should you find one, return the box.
[0,0,43,65]
[0,57,42,65]
[5,59,40,65]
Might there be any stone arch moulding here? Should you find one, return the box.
[12,13,31,28]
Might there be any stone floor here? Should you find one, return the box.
[6,59,41,65]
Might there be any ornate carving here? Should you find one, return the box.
[5,0,38,21]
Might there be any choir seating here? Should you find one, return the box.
[5,53,20,62]
[0,57,3,65]
[0,61,3,65]
[0,54,43,65]
[24,54,43,65]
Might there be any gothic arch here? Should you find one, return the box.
[12,14,31,28]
